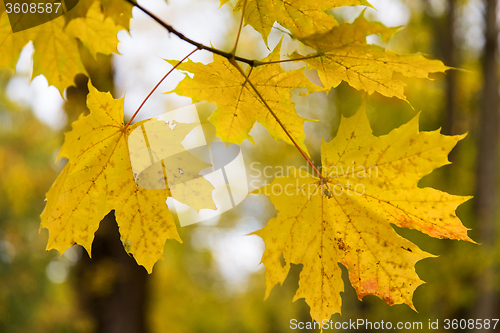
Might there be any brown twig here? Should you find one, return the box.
[124,0,323,179]
[231,0,247,54]
[123,0,256,67]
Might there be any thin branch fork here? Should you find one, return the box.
[228,58,323,179]
[123,0,323,178]
[124,0,256,66]
[123,47,200,130]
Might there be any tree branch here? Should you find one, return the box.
[124,0,256,66]
[124,0,322,178]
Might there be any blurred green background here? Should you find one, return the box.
[0,0,499,332]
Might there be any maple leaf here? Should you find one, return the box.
[291,14,449,101]
[227,0,371,43]
[0,12,85,94]
[253,102,472,321]
[41,83,214,273]
[0,1,125,94]
[167,39,322,153]
[65,1,123,58]
[65,0,133,30]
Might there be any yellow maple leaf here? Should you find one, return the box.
[65,1,123,57]
[0,12,85,93]
[253,102,472,321]
[167,39,322,153]
[0,1,125,94]
[291,14,449,101]
[41,83,214,273]
[228,0,371,42]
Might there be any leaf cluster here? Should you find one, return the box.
[0,0,473,321]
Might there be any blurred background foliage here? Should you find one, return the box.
[0,0,499,332]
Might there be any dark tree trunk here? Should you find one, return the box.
[442,0,458,136]
[75,212,150,333]
[473,0,500,325]
[426,0,459,136]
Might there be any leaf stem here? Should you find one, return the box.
[255,53,322,66]
[124,47,200,129]
[230,0,247,55]
[124,0,323,179]
[124,0,256,67]
[228,57,323,179]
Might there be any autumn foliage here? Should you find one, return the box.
[0,0,473,322]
